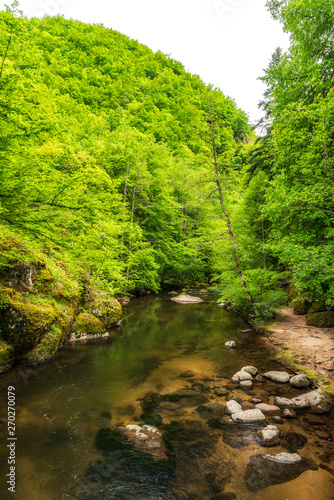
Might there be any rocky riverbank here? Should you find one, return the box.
[266,308,334,386]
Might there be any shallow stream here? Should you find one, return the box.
[0,292,333,499]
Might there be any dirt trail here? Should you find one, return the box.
[267,307,334,380]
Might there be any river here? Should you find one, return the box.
[0,292,333,499]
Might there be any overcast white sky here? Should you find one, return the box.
[2,0,290,125]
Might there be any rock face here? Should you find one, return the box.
[275,387,333,413]
[289,374,310,388]
[0,235,122,369]
[232,409,266,423]
[264,371,290,383]
[257,425,281,446]
[121,424,168,461]
[170,293,203,303]
[244,453,318,492]
[231,371,253,383]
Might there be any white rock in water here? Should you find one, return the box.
[264,452,301,464]
[289,374,310,388]
[258,425,280,445]
[171,293,203,303]
[240,380,253,389]
[241,366,258,376]
[264,371,291,383]
[225,341,236,348]
[226,400,242,415]
[232,409,266,423]
[232,370,253,383]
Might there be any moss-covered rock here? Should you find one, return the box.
[19,326,64,366]
[0,300,57,353]
[0,341,15,372]
[85,290,122,328]
[306,311,334,328]
[307,302,328,314]
[33,264,54,292]
[293,293,312,315]
[73,312,105,335]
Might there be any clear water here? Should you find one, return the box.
[0,293,333,499]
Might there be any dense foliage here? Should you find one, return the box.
[1,0,333,320]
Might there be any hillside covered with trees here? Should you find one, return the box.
[0,0,334,370]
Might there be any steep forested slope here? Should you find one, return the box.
[0,6,252,297]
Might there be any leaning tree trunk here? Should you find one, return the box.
[208,102,254,305]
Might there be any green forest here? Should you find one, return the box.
[0,0,334,359]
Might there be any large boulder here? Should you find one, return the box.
[275,387,333,413]
[263,371,290,383]
[244,453,318,492]
[19,326,64,365]
[0,299,57,353]
[171,293,203,304]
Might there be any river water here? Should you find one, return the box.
[0,292,333,499]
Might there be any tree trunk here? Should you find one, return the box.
[208,102,254,304]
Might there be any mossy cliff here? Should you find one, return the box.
[0,236,122,372]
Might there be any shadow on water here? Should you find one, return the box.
[0,292,333,500]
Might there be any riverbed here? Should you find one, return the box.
[0,292,333,499]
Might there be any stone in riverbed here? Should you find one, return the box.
[244,453,318,492]
[289,374,310,388]
[257,425,281,446]
[163,389,208,406]
[241,366,258,376]
[214,386,229,397]
[283,408,296,419]
[231,370,253,383]
[226,400,242,415]
[240,380,253,389]
[232,409,266,423]
[170,293,203,303]
[264,371,290,383]
[255,403,281,415]
[275,387,333,413]
[225,341,236,348]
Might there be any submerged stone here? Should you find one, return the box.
[244,453,318,492]
[164,389,208,406]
